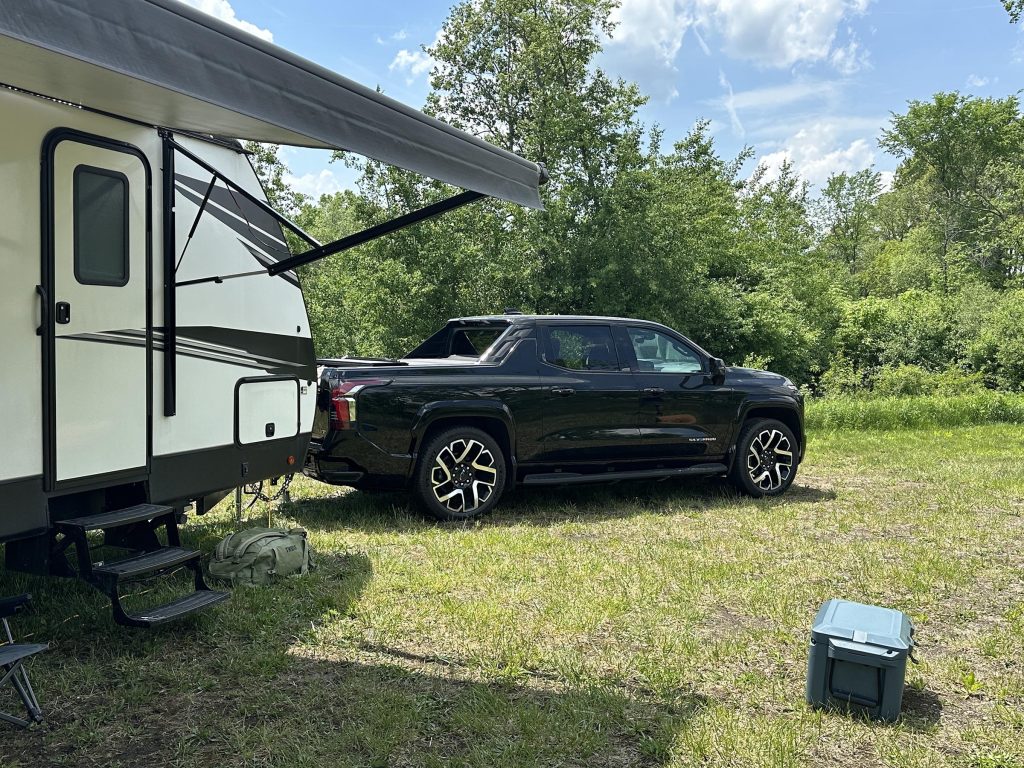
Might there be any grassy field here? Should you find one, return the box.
[2,423,1024,767]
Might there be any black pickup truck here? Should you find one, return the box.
[305,314,804,519]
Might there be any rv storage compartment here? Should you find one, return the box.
[236,378,300,445]
[806,598,914,722]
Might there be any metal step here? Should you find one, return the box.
[118,589,230,629]
[93,547,200,581]
[56,503,175,532]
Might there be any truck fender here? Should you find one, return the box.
[727,397,805,470]
[408,401,518,478]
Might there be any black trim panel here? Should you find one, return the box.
[0,476,47,542]
[149,435,310,504]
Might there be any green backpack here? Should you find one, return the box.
[208,527,313,586]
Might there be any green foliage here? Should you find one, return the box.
[806,392,1024,431]
[872,364,986,397]
[239,1,1022,393]
[243,141,304,217]
[968,289,1024,390]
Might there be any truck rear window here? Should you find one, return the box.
[405,322,511,360]
[451,328,504,356]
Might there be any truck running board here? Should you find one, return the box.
[522,463,729,486]
[54,504,228,628]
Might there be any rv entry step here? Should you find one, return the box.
[54,504,228,628]
[118,590,230,629]
[56,503,177,532]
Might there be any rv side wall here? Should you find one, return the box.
[0,87,316,541]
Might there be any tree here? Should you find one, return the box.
[242,142,304,217]
[880,93,1024,286]
[1004,0,1023,23]
[815,168,882,276]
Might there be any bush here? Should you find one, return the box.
[806,392,1024,431]
[872,364,987,397]
[969,289,1024,391]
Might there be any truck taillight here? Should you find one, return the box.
[330,379,385,430]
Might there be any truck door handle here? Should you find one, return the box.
[643,387,666,396]
[55,301,71,325]
[552,387,575,396]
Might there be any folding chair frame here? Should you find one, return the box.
[0,594,46,728]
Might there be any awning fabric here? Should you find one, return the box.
[0,0,544,208]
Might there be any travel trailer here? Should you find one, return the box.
[0,0,544,626]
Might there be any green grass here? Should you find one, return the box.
[3,423,1024,767]
[806,392,1024,431]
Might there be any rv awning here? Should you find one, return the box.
[0,0,544,208]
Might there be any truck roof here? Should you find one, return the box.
[450,314,653,324]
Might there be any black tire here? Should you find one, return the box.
[729,418,799,497]
[414,426,507,521]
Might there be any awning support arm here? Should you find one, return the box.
[167,138,321,250]
[266,190,487,276]
[175,173,217,273]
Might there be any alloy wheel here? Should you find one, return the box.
[430,438,498,513]
[745,428,794,492]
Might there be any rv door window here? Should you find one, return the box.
[74,166,129,286]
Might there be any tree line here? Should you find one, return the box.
[251,0,1024,396]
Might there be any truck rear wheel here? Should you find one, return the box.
[414,427,507,520]
[729,418,799,497]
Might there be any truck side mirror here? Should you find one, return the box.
[709,357,726,383]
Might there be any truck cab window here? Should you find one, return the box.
[546,326,620,371]
[629,328,702,373]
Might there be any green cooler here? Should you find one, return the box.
[806,599,915,722]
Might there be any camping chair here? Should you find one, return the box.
[0,594,47,727]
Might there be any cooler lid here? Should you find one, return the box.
[811,598,914,651]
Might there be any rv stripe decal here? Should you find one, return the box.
[175,173,288,248]
[174,179,290,260]
[238,240,300,288]
[60,327,316,379]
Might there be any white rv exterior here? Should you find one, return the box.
[0,85,316,543]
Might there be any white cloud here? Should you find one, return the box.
[830,37,870,75]
[389,30,442,84]
[178,0,273,42]
[712,79,840,112]
[284,169,344,199]
[700,0,870,70]
[966,73,995,87]
[603,0,871,98]
[603,0,693,100]
[392,30,409,41]
[754,122,876,187]
[717,70,744,136]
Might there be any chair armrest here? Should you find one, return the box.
[0,594,32,618]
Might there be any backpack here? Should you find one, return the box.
[208,527,313,586]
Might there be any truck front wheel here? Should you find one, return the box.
[729,418,799,497]
[414,427,507,520]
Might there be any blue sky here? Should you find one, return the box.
[184,0,1024,197]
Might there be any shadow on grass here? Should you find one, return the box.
[285,478,837,534]
[1,543,709,768]
[900,686,944,730]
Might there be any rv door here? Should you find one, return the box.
[45,133,151,488]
